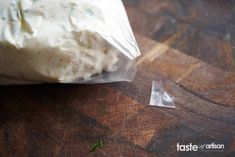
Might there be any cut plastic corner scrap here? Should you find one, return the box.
[149,81,175,108]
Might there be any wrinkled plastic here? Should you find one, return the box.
[150,81,175,108]
[0,0,140,85]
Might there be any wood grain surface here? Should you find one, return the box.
[0,0,235,157]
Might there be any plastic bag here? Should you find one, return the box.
[0,0,140,85]
[150,81,175,108]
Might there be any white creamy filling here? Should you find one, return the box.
[0,0,120,82]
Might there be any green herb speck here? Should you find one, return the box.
[89,140,104,152]
[98,104,107,115]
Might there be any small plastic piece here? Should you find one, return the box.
[149,81,175,108]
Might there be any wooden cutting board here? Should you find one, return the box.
[1,0,235,156]
[0,33,234,157]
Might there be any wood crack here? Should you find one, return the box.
[178,84,231,107]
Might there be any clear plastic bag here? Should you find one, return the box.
[0,0,140,85]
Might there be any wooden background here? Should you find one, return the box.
[0,0,235,156]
